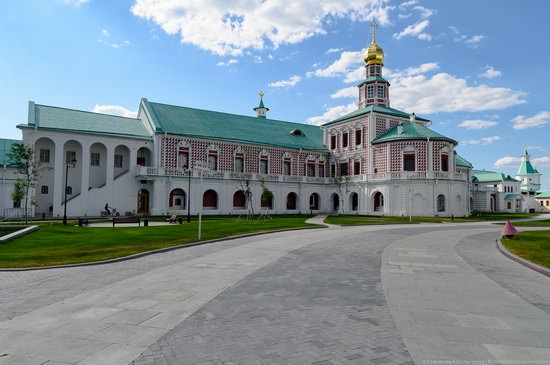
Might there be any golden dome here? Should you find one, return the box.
[364,42,384,65]
[364,21,384,65]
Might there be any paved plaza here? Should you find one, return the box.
[0,221,549,364]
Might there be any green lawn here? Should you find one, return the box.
[0,228,18,237]
[325,212,539,226]
[501,219,550,227]
[0,215,321,268]
[502,230,550,269]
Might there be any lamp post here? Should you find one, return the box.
[185,165,191,222]
[63,159,77,226]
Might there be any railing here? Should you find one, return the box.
[136,166,467,183]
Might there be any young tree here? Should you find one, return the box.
[330,173,350,215]
[11,178,25,208]
[258,178,273,221]
[7,143,49,223]
[235,173,255,223]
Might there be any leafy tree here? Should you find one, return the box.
[7,143,49,223]
[11,178,25,208]
[330,173,350,214]
[258,178,273,221]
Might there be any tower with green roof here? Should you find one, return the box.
[253,91,269,119]
[515,149,541,195]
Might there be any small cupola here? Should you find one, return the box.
[253,91,269,119]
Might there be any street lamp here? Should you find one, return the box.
[63,158,77,226]
[185,164,191,222]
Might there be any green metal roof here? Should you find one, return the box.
[472,170,518,183]
[371,121,456,145]
[454,152,473,168]
[143,99,327,152]
[357,76,391,86]
[536,189,550,199]
[517,159,537,175]
[324,104,430,126]
[0,138,20,167]
[21,102,152,140]
[504,194,521,201]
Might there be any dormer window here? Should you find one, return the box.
[290,129,305,136]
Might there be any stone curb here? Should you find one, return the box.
[496,238,550,278]
[0,225,325,272]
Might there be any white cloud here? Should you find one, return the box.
[398,0,418,9]
[311,50,364,78]
[465,34,484,47]
[306,103,356,126]
[268,75,302,88]
[533,157,550,167]
[393,20,430,40]
[326,48,342,54]
[389,72,526,114]
[413,5,434,19]
[60,0,89,5]
[216,59,239,67]
[494,156,521,168]
[479,65,501,79]
[92,105,138,118]
[525,145,546,152]
[98,29,130,49]
[458,119,498,130]
[131,0,393,56]
[512,111,550,130]
[461,136,502,146]
[331,87,356,99]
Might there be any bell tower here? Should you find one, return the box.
[358,21,390,109]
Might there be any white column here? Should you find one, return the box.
[52,139,65,217]
[80,142,91,215]
[105,144,115,205]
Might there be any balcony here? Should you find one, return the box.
[136,166,467,183]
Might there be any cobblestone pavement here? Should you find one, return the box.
[132,228,415,365]
[456,231,550,315]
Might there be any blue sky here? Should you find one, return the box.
[1,0,549,187]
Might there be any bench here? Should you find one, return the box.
[77,217,89,227]
[112,216,141,227]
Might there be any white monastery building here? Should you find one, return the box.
[0,28,545,218]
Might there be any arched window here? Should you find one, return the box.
[331,193,340,212]
[41,185,49,194]
[286,192,297,210]
[309,193,320,210]
[203,189,218,209]
[350,192,359,211]
[233,190,246,209]
[169,189,186,209]
[437,194,446,212]
[374,192,384,212]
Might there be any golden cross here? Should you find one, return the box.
[371,20,378,44]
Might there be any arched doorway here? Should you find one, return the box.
[286,192,297,210]
[455,195,462,215]
[490,194,496,212]
[331,193,340,212]
[350,192,359,211]
[412,193,424,216]
[203,189,218,209]
[233,190,246,209]
[374,192,384,212]
[309,193,320,210]
[169,189,186,210]
[470,197,475,212]
[137,189,150,214]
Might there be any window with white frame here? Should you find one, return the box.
[259,155,269,174]
[66,150,76,164]
[377,85,385,98]
[208,151,218,171]
[330,135,337,150]
[318,162,325,177]
[367,85,375,99]
[234,153,244,173]
[177,147,189,169]
[114,154,123,168]
[355,128,362,146]
[90,152,100,166]
[39,149,50,163]
[353,160,361,175]
[437,194,446,212]
[282,158,291,175]
[306,161,315,177]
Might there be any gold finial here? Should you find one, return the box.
[370,20,378,44]
[259,91,264,100]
